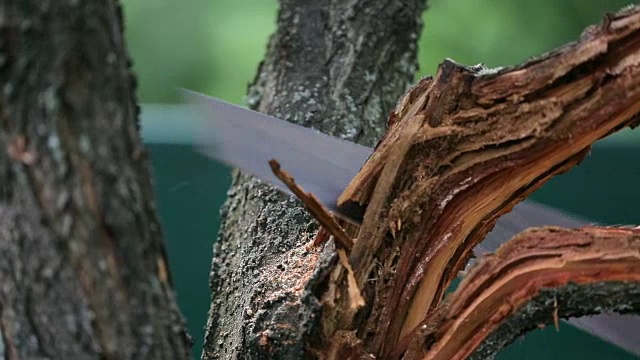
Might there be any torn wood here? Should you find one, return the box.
[203,0,428,357]
[313,5,640,358]
[398,226,640,360]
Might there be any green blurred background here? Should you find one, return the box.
[121,0,639,358]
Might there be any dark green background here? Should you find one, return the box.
[123,0,640,358]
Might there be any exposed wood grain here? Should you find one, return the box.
[315,5,640,358]
[204,0,428,358]
[400,226,640,360]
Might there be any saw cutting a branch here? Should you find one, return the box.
[183,49,640,360]
[185,5,640,360]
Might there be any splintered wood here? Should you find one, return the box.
[272,5,640,360]
[269,159,354,251]
[269,160,364,310]
[399,227,640,360]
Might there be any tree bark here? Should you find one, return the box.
[206,2,640,360]
[0,1,191,359]
[203,0,427,359]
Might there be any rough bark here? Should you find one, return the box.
[0,1,191,359]
[207,2,640,360]
[203,0,427,359]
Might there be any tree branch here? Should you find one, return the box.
[323,5,640,358]
[401,227,640,360]
[207,2,640,360]
[203,0,427,358]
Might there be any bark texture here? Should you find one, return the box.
[0,1,191,359]
[207,2,640,360]
[204,0,427,359]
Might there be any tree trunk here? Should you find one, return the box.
[0,1,191,359]
[203,0,427,358]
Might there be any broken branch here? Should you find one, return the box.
[317,5,640,358]
[399,226,640,360]
[269,159,354,251]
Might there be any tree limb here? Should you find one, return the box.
[401,226,640,360]
[207,2,640,360]
[323,5,640,358]
[203,0,427,358]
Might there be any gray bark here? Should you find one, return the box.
[203,0,427,359]
[0,1,191,359]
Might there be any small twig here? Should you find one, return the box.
[270,159,364,310]
[269,159,354,251]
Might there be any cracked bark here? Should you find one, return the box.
[0,1,191,359]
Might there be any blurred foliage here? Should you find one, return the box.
[122,1,638,359]
[123,0,631,104]
[123,0,277,103]
[419,0,632,72]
